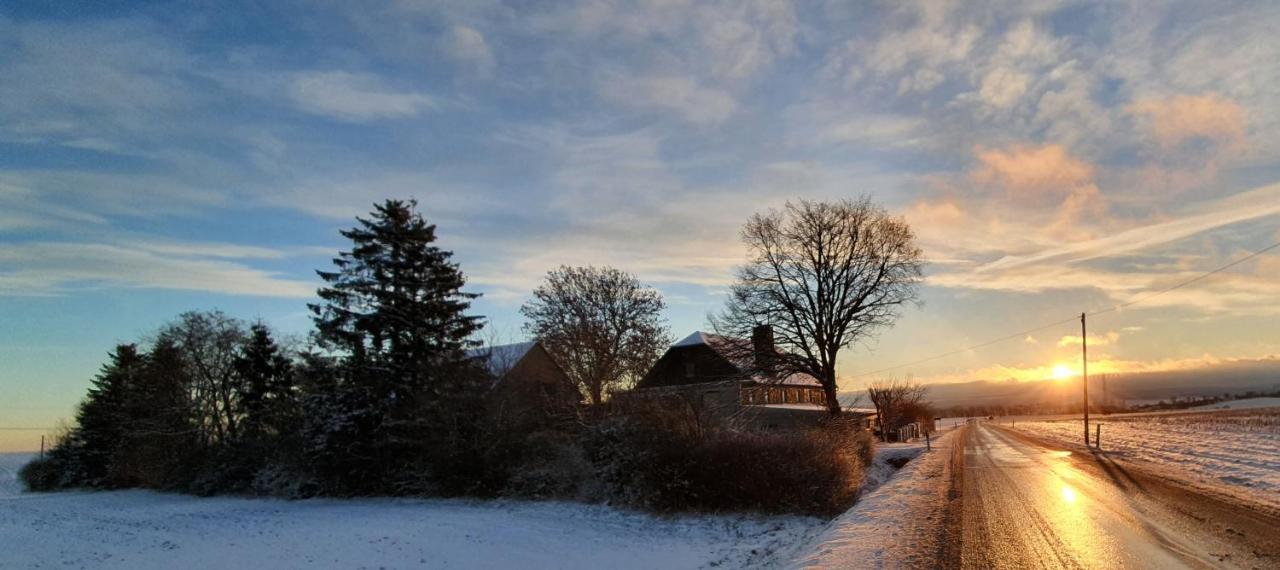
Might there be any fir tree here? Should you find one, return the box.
[306,199,484,493]
[71,344,147,487]
[234,323,296,441]
[116,338,194,487]
[310,199,482,402]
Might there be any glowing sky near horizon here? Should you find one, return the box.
[3,1,1280,450]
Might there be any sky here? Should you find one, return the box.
[3,0,1280,450]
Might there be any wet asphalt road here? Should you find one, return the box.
[952,423,1280,569]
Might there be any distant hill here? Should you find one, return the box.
[839,357,1280,411]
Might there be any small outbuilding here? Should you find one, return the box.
[468,341,581,424]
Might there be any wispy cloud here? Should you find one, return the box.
[289,71,435,122]
[0,241,315,298]
[978,181,1280,272]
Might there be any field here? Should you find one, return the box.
[0,453,823,570]
[1008,404,1280,509]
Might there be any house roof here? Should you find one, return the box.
[669,330,823,387]
[465,341,536,377]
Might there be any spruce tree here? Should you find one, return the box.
[307,199,484,493]
[71,344,146,487]
[310,199,482,401]
[118,338,194,487]
[234,323,296,441]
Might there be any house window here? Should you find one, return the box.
[684,362,695,378]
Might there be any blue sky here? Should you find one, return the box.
[4,1,1280,449]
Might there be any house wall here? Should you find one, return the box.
[488,344,580,424]
[739,385,827,407]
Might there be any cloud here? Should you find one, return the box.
[0,241,315,298]
[1058,331,1120,347]
[1128,94,1246,151]
[976,67,1030,108]
[599,74,737,126]
[978,181,1280,272]
[906,352,1268,385]
[973,144,1093,196]
[289,71,434,122]
[440,25,495,76]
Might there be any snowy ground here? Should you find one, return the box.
[793,429,959,569]
[1008,406,1280,510]
[860,441,929,493]
[0,454,823,570]
[1189,396,1280,411]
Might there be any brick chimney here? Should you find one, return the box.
[752,324,775,370]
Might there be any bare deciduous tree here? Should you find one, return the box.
[520,266,670,405]
[866,377,928,441]
[157,311,247,445]
[713,198,924,415]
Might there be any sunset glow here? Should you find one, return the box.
[3,1,1280,454]
[1051,364,1073,382]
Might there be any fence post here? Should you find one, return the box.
[926,431,931,451]
[1095,424,1101,449]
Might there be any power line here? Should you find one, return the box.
[1088,240,1280,317]
[850,239,1280,379]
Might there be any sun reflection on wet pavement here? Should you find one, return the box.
[958,423,1242,569]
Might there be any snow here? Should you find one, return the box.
[674,331,714,347]
[0,452,822,569]
[859,441,930,493]
[0,453,30,498]
[1189,396,1280,411]
[465,341,536,376]
[793,430,959,569]
[1009,409,1280,510]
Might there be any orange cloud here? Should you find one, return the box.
[1057,331,1120,347]
[1128,94,1246,151]
[905,197,966,227]
[973,144,1093,196]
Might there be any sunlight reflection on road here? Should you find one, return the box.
[1061,484,1077,504]
[962,424,1210,569]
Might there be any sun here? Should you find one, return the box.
[1051,364,1073,381]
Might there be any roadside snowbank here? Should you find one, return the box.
[1,453,823,569]
[792,429,958,569]
[860,441,929,493]
[1012,410,1280,509]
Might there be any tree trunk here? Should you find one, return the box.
[589,382,603,406]
[822,371,841,417]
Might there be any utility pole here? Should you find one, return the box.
[1081,312,1089,447]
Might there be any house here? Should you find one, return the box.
[626,325,872,430]
[467,341,581,424]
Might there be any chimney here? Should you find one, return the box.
[752,324,774,370]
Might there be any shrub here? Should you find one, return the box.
[502,430,592,499]
[18,456,62,492]
[583,412,873,516]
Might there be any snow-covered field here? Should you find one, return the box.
[1190,396,1280,411]
[0,453,823,569]
[1009,406,1280,509]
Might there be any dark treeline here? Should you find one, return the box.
[24,200,493,496]
[22,199,872,515]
